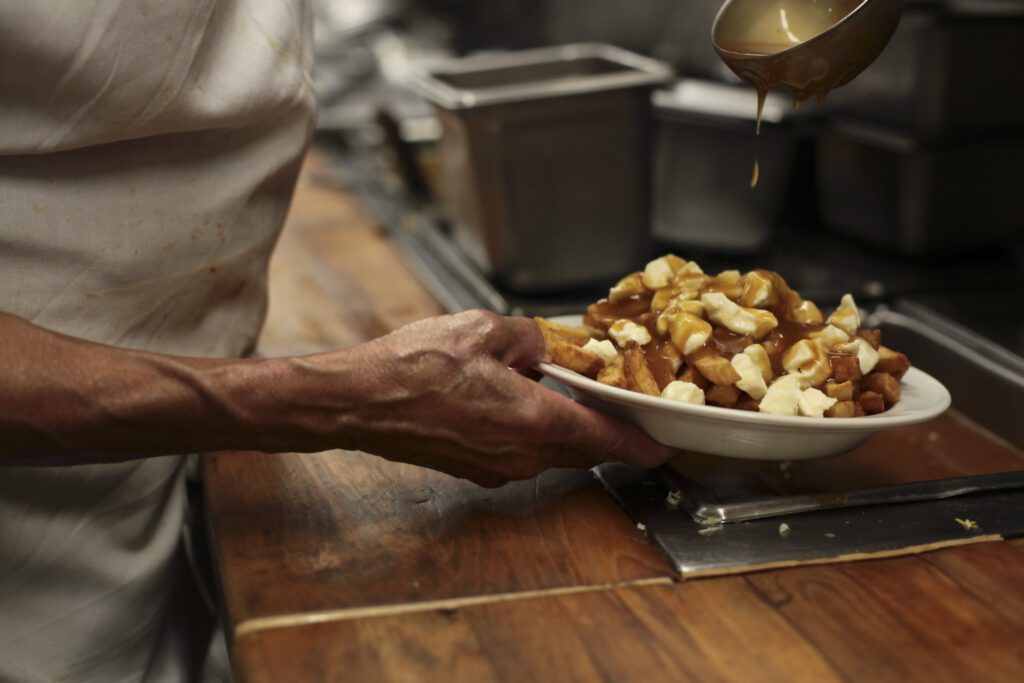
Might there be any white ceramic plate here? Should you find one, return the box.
[537,315,951,460]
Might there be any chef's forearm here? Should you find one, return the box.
[0,311,317,463]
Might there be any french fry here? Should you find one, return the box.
[862,372,901,406]
[826,400,861,418]
[679,365,710,390]
[736,395,761,412]
[537,323,604,379]
[623,343,660,396]
[707,384,741,408]
[857,328,882,350]
[858,391,886,415]
[875,346,911,380]
[534,317,599,346]
[825,381,855,402]
[584,296,652,332]
[691,349,741,386]
[829,354,863,382]
[596,355,627,389]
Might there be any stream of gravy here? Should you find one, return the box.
[715,0,865,188]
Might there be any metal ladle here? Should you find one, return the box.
[712,0,904,107]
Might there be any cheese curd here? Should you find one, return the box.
[651,286,700,314]
[782,338,831,388]
[828,293,861,336]
[701,292,778,339]
[707,272,743,300]
[675,300,705,317]
[789,299,824,325]
[759,374,803,416]
[673,261,708,289]
[731,352,768,399]
[667,312,712,355]
[739,270,773,308]
[678,260,704,276]
[642,257,674,290]
[837,338,880,375]
[811,324,851,350]
[661,381,705,405]
[608,273,645,303]
[582,339,619,366]
[743,344,774,383]
[609,320,652,347]
[760,375,836,417]
[656,300,705,336]
[798,387,838,418]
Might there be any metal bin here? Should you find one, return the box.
[652,79,797,253]
[410,44,672,293]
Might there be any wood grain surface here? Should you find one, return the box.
[232,555,1024,683]
[205,152,1024,683]
[232,583,844,683]
[743,548,1024,682]
[206,452,675,626]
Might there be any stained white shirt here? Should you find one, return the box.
[0,1,315,681]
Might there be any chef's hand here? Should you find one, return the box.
[284,310,673,487]
[0,309,671,481]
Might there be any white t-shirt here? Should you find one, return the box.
[0,2,315,681]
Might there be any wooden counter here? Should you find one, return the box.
[204,155,1024,682]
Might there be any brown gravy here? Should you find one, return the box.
[585,267,832,380]
[713,0,872,187]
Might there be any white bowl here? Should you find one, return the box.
[537,315,951,460]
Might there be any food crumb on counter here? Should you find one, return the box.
[637,522,647,532]
[955,517,980,531]
[666,490,683,508]
[779,522,792,538]
[825,532,836,538]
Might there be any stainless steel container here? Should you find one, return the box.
[825,4,1024,137]
[651,79,796,252]
[818,120,1024,254]
[409,44,672,293]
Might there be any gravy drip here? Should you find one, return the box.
[715,0,872,188]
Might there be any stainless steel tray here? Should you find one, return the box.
[409,43,672,109]
[658,467,1024,525]
[596,463,1024,577]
